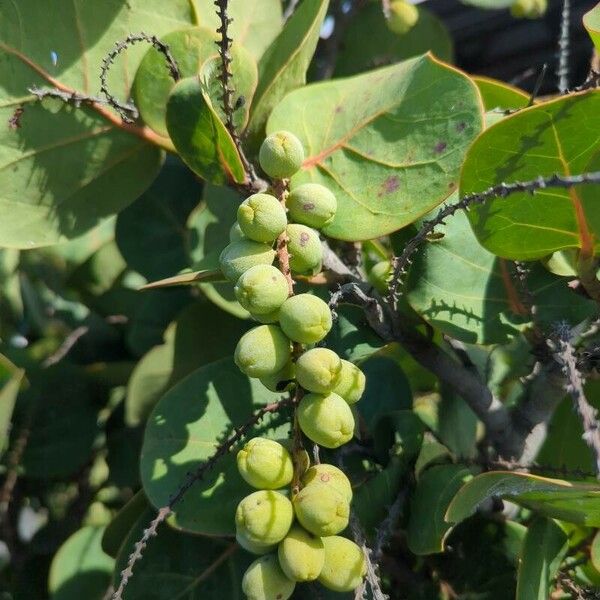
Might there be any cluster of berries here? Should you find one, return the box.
[219,131,368,599]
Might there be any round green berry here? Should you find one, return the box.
[229,222,245,242]
[236,529,275,555]
[234,265,289,315]
[236,490,294,547]
[237,194,287,243]
[510,0,546,18]
[368,260,391,295]
[292,483,350,536]
[287,183,337,229]
[286,224,322,275]
[386,0,419,34]
[295,348,342,394]
[277,525,325,582]
[242,554,296,600]
[279,294,332,344]
[331,360,366,405]
[259,131,305,179]
[237,437,293,490]
[234,325,291,378]
[297,392,355,448]
[318,536,366,592]
[302,464,353,502]
[219,240,276,283]
[260,361,296,393]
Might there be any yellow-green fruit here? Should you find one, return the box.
[229,222,245,242]
[242,554,296,600]
[279,294,332,344]
[286,224,322,275]
[234,265,290,315]
[219,240,276,282]
[287,183,337,229]
[236,529,275,555]
[237,194,287,243]
[237,438,294,490]
[302,464,353,502]
[260,361,296,393]
[332,360,366,405]
[236,490,294,547]
[259,131,305,179]
[386,0,419,34]
[277,525,325,582]
[234,325,291,378]
[368,260,391,294]
[318,536,366,592]
[510,0,546,18]
[297,392,355,448]
[293,483,350,536]
[296,348,342,394]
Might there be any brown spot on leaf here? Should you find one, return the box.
[456,122,466,132]
[448,181,456,189]
[335,105,343,114]
[300,232,310,247]
[434,141,447,154]
[378,175,400,197]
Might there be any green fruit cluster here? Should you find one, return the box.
[224,133,367,598]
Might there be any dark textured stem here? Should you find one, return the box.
[387,171,600,308]
[557,0,570,94]
[100,33,180,123]
[111,399,291,600]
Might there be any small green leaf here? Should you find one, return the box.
[516,518,568,600]
[101,491,150,559]
[141,268,226,289]
[462,92,600,260]
[407,464,474,555]
[133,27,257,138]
[334,3,453,77]
[268,54,483,240]
[113,506,246,599]
[592,530,600,571]
[473,76,530,111]
[446,471,600,527]
[166,73,246,185]
[195,0,283,60]
[246,0,329,150]
[48,526,114,600]
[437,388,478,459]
[584,3,600,52]
[140,357,289,535]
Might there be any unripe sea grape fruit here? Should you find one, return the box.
[236,529,275,555]
[259,361,295,392]
[237,437,293,490]
[279,294,332,344]
[238,194,287,243]
[386,0,419,34]
[302,464,353,502]
[236,490,294,547]
[219,240,276,282]
[510,0,546,18]
[234,325,291,378]
[318,536,366,592]
[277,525,325,582]
[296,348,342,394]
[297,392,355,448]
[368,260,391,295]
[229,222,245,242]
[332,360,366,405]
[287,183,337,229]
[259,131,305,179]
[286,224,322,275]
[293,482,350,536]
[234,265,289,315]
[242,554,296,600]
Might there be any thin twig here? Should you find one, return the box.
[387,171,600,308]
[100,33,180,123]
[111,399,291,600]
[372,489,406,562]
[557,0,570,94]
